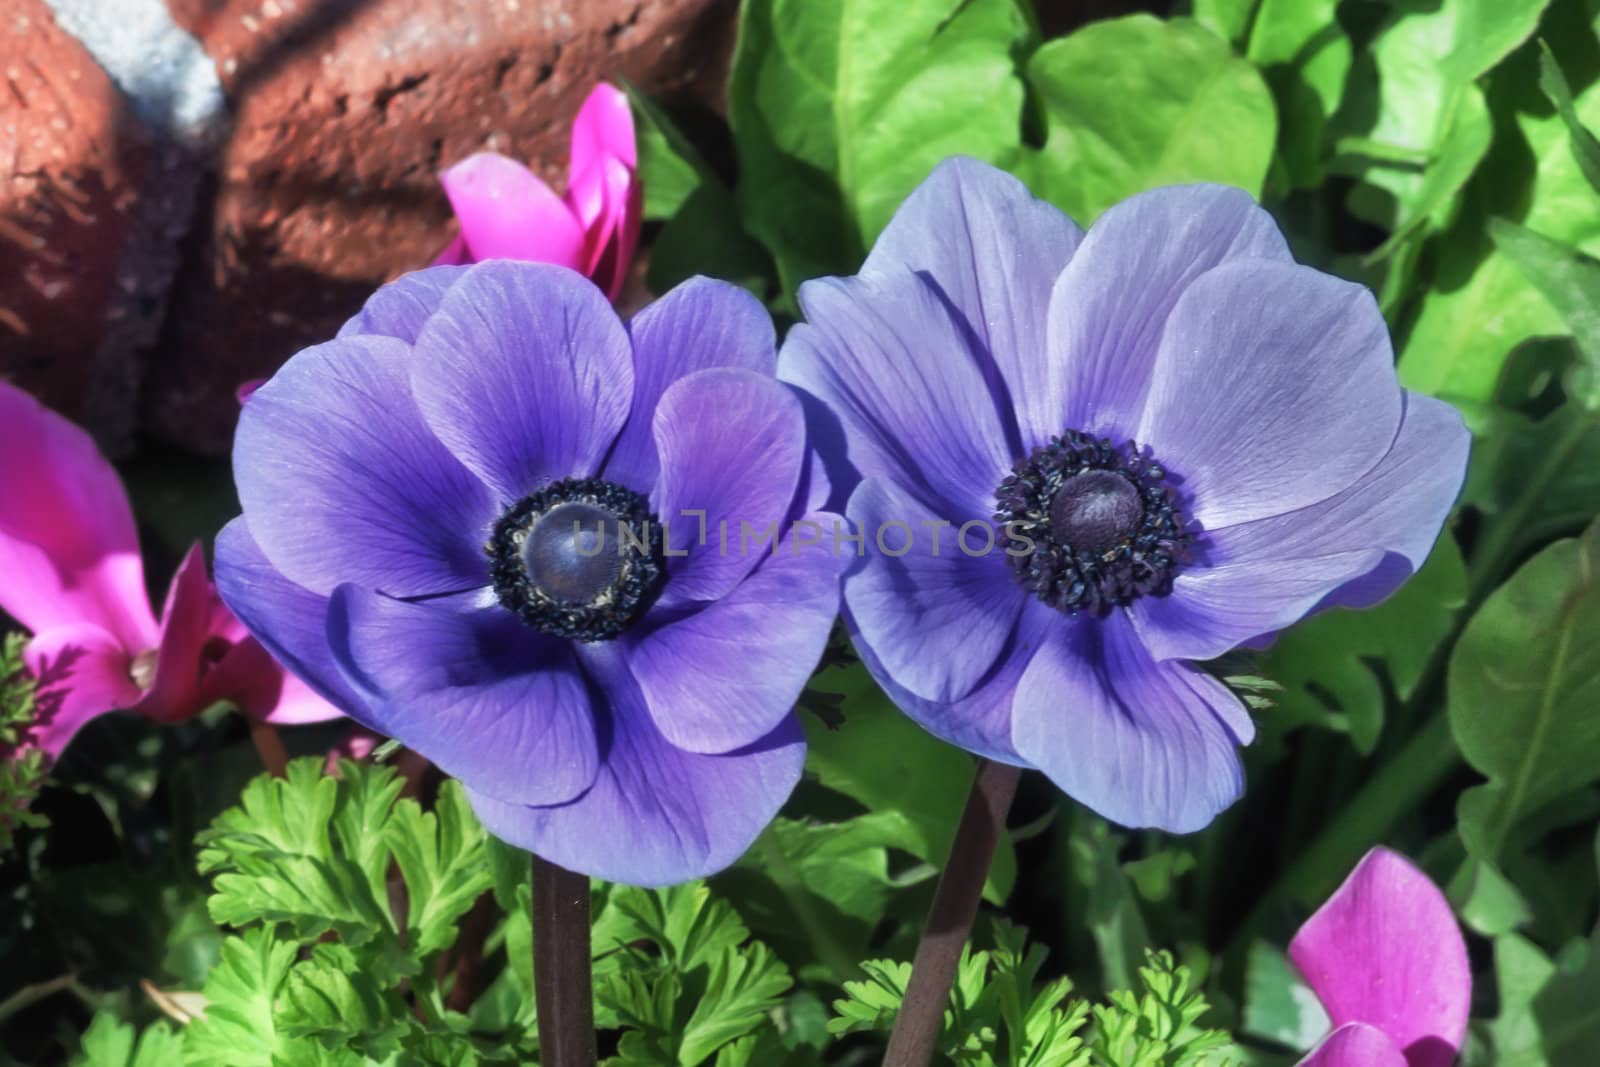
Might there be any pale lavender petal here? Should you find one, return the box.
[627,511,846,754]
[1289,847,1470,1067]
[605,277,777,490]
[779,269,1013,521]
[860,156,1084,448]
[214,518,365,712]
[1010,613,1251,833]
[337,265,468,342]
[1297,1023,1409,1067]
[410,261,634,501]
[466,643,805,886]
[1131,392,1468,661]
[439,152,587,267]
[649,368,805,603]
[1136,260,1403,529]
[843,476,1025,704]
[1048,184,1291,440]
[327,585,598,807]
[234,334,497,597]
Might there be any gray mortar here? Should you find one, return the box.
[42,0,228,453]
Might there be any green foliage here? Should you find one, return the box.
[0,632,49,851]
[1450,518,1600,861]
[72,1012,185,1067]
[832,925,1236,1067]
[1023,16,1276,223]
[1486,931,1600,1065]
[1239,942,1326,1055]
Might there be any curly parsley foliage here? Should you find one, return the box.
[831,922,1238,1067]
[1,631,50,851]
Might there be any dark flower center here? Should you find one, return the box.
[994,431,1190,615]
[488,477,664,642]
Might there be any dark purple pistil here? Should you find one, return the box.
[524,502,623,604]
[1047,469,1145,552]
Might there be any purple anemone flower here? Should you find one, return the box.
[1291,847,1470,1067]
[778,158,1469,832]
[215,262,844,885]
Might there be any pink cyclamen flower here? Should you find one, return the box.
[1291,847,1471,1067]
[0,382,340,764]
[433,82,641,301]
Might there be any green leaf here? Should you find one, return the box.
[1538,41,1600,197]
[1064,812,1151,994]
[728,0,1033,295]
[1449,856,1535,937]
[1192,0,1257,46]
[1245,0,1354,188]
[1490,218,1600,390]
[1263,537,1467,752]
[1488,932,1600,1066]
[803,661,1016,902]
[1240,942,1327,1054]
[276,943,412,1060]
[1400,15,1600,410]
[72,1014,184,1067]
[679,943,793,1066]
[646,184,776,298]
[1451,518,1600,860]
[384,780,495,957]
[183,928,298,1067]
[627,84,716,221]
[1024,15,1276,224]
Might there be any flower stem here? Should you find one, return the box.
[247,719,288,777]
[531,853,596,1067]
[883,758,1021,1067]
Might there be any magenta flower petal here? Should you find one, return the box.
[0,383,157,652]
[627,512,847,754]
[21,624,141,760]
[235,333,497,597]
[844,476,1024,704]
[410,261,633,500]
[859,157,1083,449]
[437,152,587,267]
[1010,611,1251,832]
[1131,392,1469,661]
[136,544,218,724]
[329,586,599,807]
[607,277,777,490]
[648,368,805,603]
[1298,1023,1410,1067]
[781,269,1013,520]
[465,642,806,887]
[1046,183,1290,440]
[1289,847,1471,1067]
[568,82,637,206]
[579,154,643,301]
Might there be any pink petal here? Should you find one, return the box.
[577,155,643,301]
[1289,848,1470,1067]
[438,152,586,267]
[135,543,216,723]
[236,379,265,405]
[568,82,637,225]
[0,383,157,650]
[431,232,471,266]
[200,635,345,725]
[1298,1023,1410,1067]
[20,624,140,761]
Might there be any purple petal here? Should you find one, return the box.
[1047,184,1291,440]
[860,157,1084,448]
[1136,260,1403,529]
[410,261,634,501]
[843,476,1025,704]
[337,265,468,343]
[1010,612,1251,833]
[214,518,365,712]
[649,368,806,603]
[438,152,587,267]
[235,334,497,597]
[605,277,777,490]
[1297,1023,1409,1067]
[779,269,1013,521]
[627,511,846,754]
[465,643,805,886]
[1131,392,1468,661]
[1289,847,1470,1067]
[327,585,598,807]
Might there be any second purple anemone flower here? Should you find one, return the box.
[215,262,844,885]
[779,158,1470,832]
